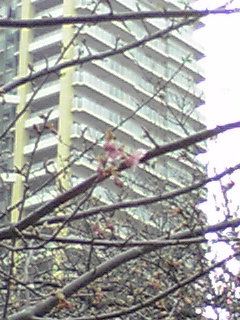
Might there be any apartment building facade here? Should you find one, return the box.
[0,1,210,318]
[0,0,205,222]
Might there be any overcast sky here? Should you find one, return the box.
[193,1,240,231]
[194,0,240,174]
[193,0,240,237]
[192,5,240,318]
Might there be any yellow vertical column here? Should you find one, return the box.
[53,0,76,279]
[11,0,34,222]
[57,0,75,192]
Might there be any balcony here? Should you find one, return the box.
[27,80,60,103]
[31,0,62,12]
[35,4,63,18]
[25,107,59,130]
[29,30,61,54]
[24,135,58,156]
[25,185,57,209]
[27,159,57,183]
[70,112,151,152]
[0,94,19,105]
[73,20,204,102]
[72,70,204,134]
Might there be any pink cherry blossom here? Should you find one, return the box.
[104,140,124,160]
[110,172,124,187]
[92,223,104,238]
[112,175,124,187]
[106,221,114,232]
[125,149,147,168]
[103,140,116,152]
[96,162,105,179]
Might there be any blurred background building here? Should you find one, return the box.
[0,0,206,224]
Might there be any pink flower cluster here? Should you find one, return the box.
[97,129,147,187]
[92,220,114,238]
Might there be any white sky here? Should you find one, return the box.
[193,3,240,318]
[194,0,240,184]
[194,0,240,229]
[196,0,240,126]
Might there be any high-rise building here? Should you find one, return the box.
[0,1,208,318]
[0,0,205,222]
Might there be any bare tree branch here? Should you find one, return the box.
[6,240,240,320]
[1,18,196,94]
[1,121,240,240]
[19,234,240,248]
[0,9,238,29]
[141,121,240,163]
[1,4,239,320]
[36,163,240,226]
